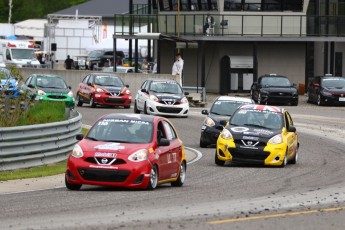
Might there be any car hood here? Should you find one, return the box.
[228,126,281,142]
[261,86,297,93]
[100,86,124,94]
[38,87,70,94]
[209,114,230,124]
[152,92,185,102]
[323,86,345,93]
[79,140,151,155]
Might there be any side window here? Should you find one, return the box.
[157,121,166,142]
[162,121,177,140]
[284,111,293,128]
[82,75,89,84]
[25,76,32,85]
[6,49,11,60]
[140,80,147,89]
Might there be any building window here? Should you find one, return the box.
[224,0,303,12]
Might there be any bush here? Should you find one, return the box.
[0,66,66,127]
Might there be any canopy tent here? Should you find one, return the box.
[85,38,150,57]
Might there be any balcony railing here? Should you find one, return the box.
[114,14,345,37]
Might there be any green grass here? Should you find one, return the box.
[0,128,89,181]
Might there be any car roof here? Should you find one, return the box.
[90,73,121,77]
[238,104,284,113]
[215,96,254,103]
[29,74,64,79]
[260,74,288,78]
[149,79,178,83]
[100,113,156,123]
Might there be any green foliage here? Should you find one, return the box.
[16,101,66,126]
[0,0,89,23]
[0,66,66,127]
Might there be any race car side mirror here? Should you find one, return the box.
[158,138,170,146]
[287,126,296,132]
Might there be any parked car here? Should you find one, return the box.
[250,74,299,106]
[199,96,254,148]
[306,75,345,105]
[76,73,131,108]
[215,104,299,167]
[25,74,75,108]
[65,113,187,190]
[87,50,125,70]
[102,66,137,73]
[134,79,189,117]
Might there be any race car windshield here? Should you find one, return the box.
[150,82,182,94]
[261,77,291,87]
[36,76,68,89]
[87,119,153,143]
[230,109,283,130]
[211,101,247,116]
[94,76,123,87]
[322,78,345,88]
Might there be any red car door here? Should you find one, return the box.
[162,120,182,178]
[155,121,173,180]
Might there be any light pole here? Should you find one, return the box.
[8,0,13,23]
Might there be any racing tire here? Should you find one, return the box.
[124,104,131,109]
[306,92,311,103]
[147,165,158,190]
[134,101,140,114]
[76,94,83,107]
[171,161,186,187]
[258,93,263,105]
[280,152,288,168]
[199,139,208,148]
[65,175,82,190]
[215,151,225,166]
[90,96,96,108]
[317,94,324,106]
[143,102,148,114]
[289,148,298,164]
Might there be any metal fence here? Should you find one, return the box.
[0,111,82,171]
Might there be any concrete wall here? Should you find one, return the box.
[18,68,179,96]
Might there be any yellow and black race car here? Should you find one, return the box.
[215,104,299,167]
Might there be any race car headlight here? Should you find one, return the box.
[149,94,159,102]
[181,97,188,104]
[220,129,233,140]
[37,89,46,95]
[71,144,84,158]
[128,149,148,162]
[203,117,215,127]
[268,134,283,144]
[68,90,74,97]
[95,87,104,93]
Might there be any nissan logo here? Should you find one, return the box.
[101,158,108,164]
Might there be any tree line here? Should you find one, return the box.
[0,0,89,23]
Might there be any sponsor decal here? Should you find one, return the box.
[231,127,249,133]
[95,152,116,158]
[171,173,177,178]
[243,136,259,141]
[94,143,125,150]
[89,165,118,169]
[99,119,149,125]
[253,129,274,135]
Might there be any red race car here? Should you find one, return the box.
[76,73,132,108]
[65,113,187,190]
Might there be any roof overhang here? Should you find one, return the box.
[113,33,198,48]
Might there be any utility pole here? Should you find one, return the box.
[8,0,13,23]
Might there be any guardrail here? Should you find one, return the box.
[0,111,82,171]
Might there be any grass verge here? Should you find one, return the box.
[0,128,89,181]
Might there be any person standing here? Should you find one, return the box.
[172,53,184,86]
[64,55,74,70]
[203,13,215,35]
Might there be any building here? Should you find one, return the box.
[113,0,345,94]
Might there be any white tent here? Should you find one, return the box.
[85,38,150,57]
[14,19,47,40]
